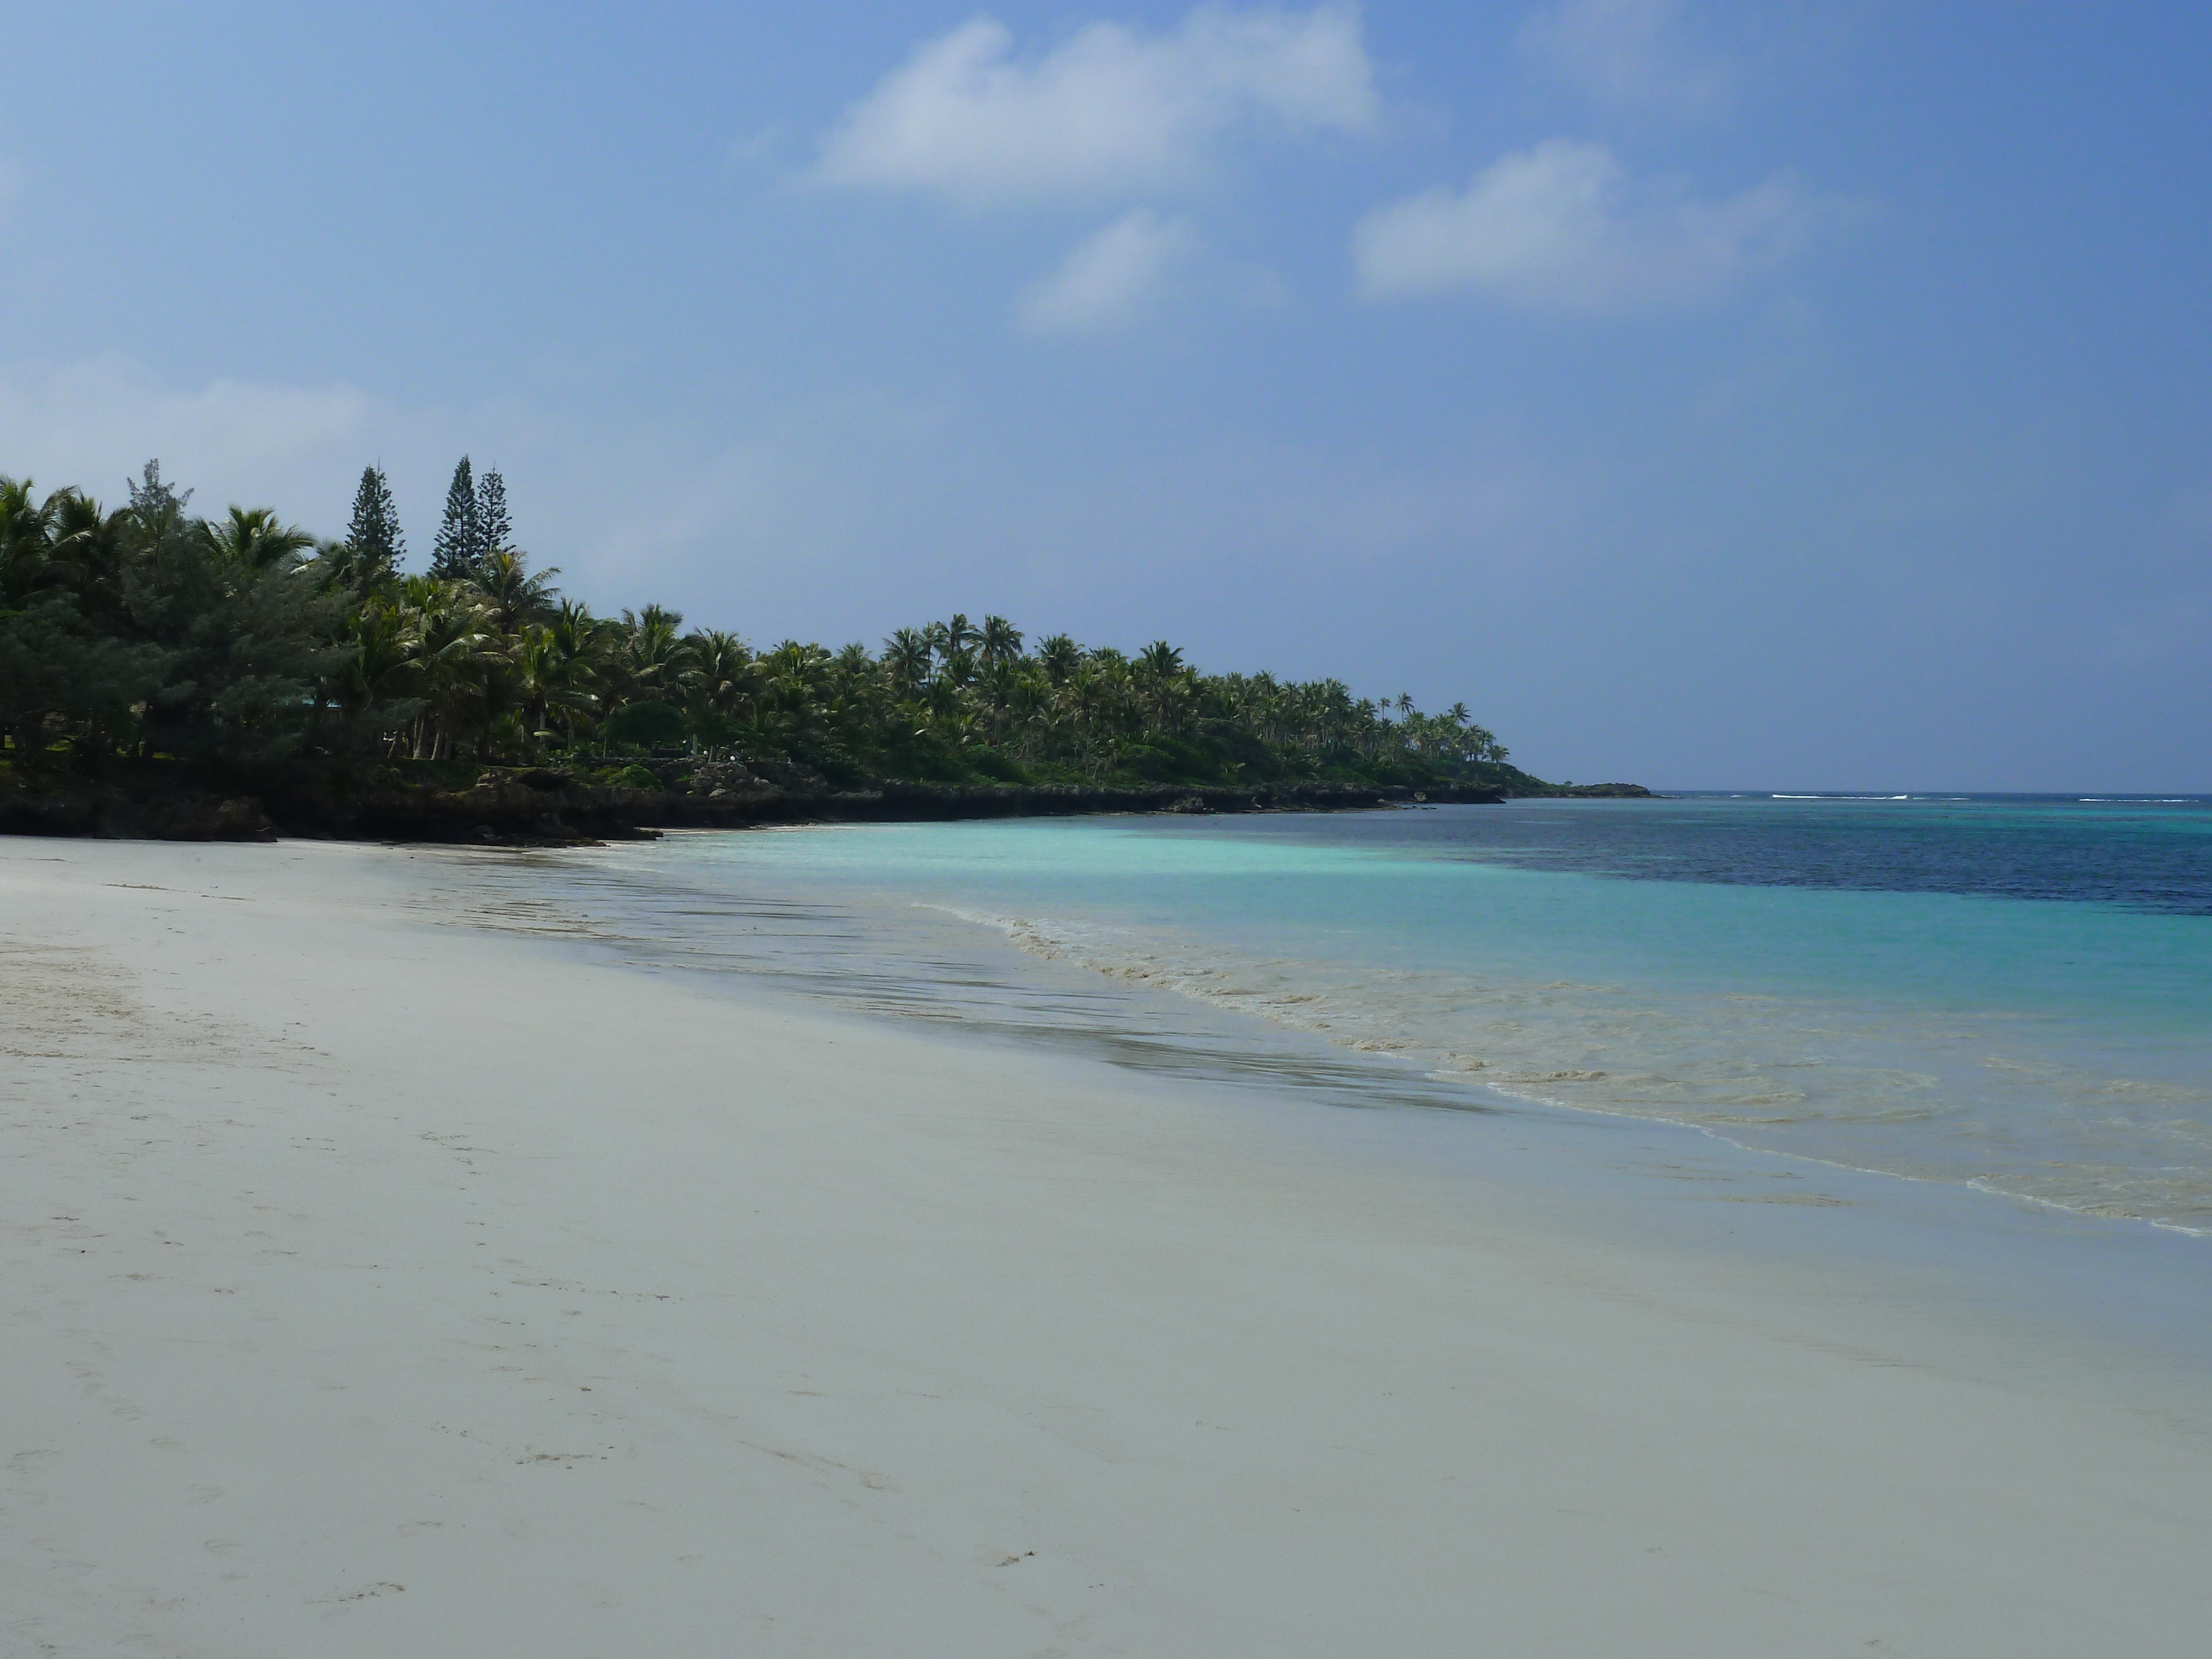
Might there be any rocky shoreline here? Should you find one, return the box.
[0,759,1651,845]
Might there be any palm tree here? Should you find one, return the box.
[1005,669,1050,758]
[546,599,608,662]
[823,643,886,752]
[210,506,316,571]
[617,606,699,708]
[510,624,601,744]
[752,640,833,749]
[938,644,978,690]
[0,478,51,587]
[1137,640,1183,679]
[921,672,972,745]
[979,614,1023,666]
[883,628,933,696]
[1035,633,1080,687]
[394,576,500,759]
[341,597,425,750]
[1134,641,1187,732]
[476,547,562,631]
[688,630,755,711]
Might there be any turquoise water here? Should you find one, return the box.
[633,796,2212,1233]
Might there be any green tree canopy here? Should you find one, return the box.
[1,459,1520,791]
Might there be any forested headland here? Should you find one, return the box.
[0,461,1643,841]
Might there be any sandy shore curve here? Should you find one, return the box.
[4,837,2209,1657]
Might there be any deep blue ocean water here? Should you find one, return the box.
[558,795,2212,1234]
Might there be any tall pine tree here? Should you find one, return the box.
[344,465,404,582]
[430,457,479,582]
[476,467,512,567]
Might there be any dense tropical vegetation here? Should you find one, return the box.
[2,460,1522,800]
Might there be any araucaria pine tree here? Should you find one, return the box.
[344,465,404,581]
[476,467,512,567]
[430,457,480,581]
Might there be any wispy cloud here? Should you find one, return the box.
[1513,0,1734,120]
[1354,139,1840,314]
[0,354,377,506]
[1018,210,1200,334]
[810,4,1377,208]
[1517,0,1731,119]
[0,353,538,544]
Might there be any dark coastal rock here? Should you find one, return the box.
[0,777,276,842]
[1,758,1644,846]
[685,761,758,795]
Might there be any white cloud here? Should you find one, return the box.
[1018,210,1199,334]
[1353,139,1831,314]
[811,4,1376,207]
[1517,0,1730,118]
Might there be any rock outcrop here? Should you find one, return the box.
[2,758,1653,846]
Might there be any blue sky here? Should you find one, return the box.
[4,2,2207,789]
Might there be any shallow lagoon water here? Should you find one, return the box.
[571,795,2212,1235]
[383,794,2212,1395]
[409,794,2212,1239]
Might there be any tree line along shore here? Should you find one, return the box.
[0,460,1646,842]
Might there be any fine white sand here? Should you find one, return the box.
[4,837,2210,1658]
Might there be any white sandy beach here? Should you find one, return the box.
[4,835,2210,1658]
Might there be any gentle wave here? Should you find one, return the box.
[922,899,2212,1234]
